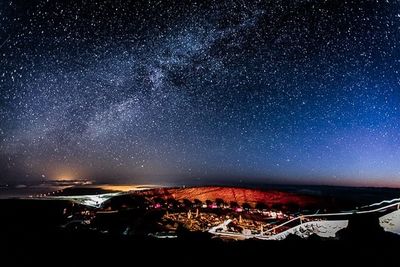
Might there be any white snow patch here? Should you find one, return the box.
[263,220,348,240]
[380,209,400,235]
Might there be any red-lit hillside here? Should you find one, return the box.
[134,186,320,208]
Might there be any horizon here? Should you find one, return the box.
[2,176,400,190]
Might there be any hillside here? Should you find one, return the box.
[133,186,320,208]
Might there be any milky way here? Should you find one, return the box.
[1,0,400,186]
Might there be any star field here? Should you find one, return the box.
[1,0,400,186]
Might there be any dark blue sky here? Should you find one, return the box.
[1,0,400,186]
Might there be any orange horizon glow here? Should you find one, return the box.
[99,184,160,192]
[50,168,82,181]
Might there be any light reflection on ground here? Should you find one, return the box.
[34,184,160,207]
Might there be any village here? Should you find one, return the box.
[157,201,296,238]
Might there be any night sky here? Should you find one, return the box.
[1,0,400,186]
